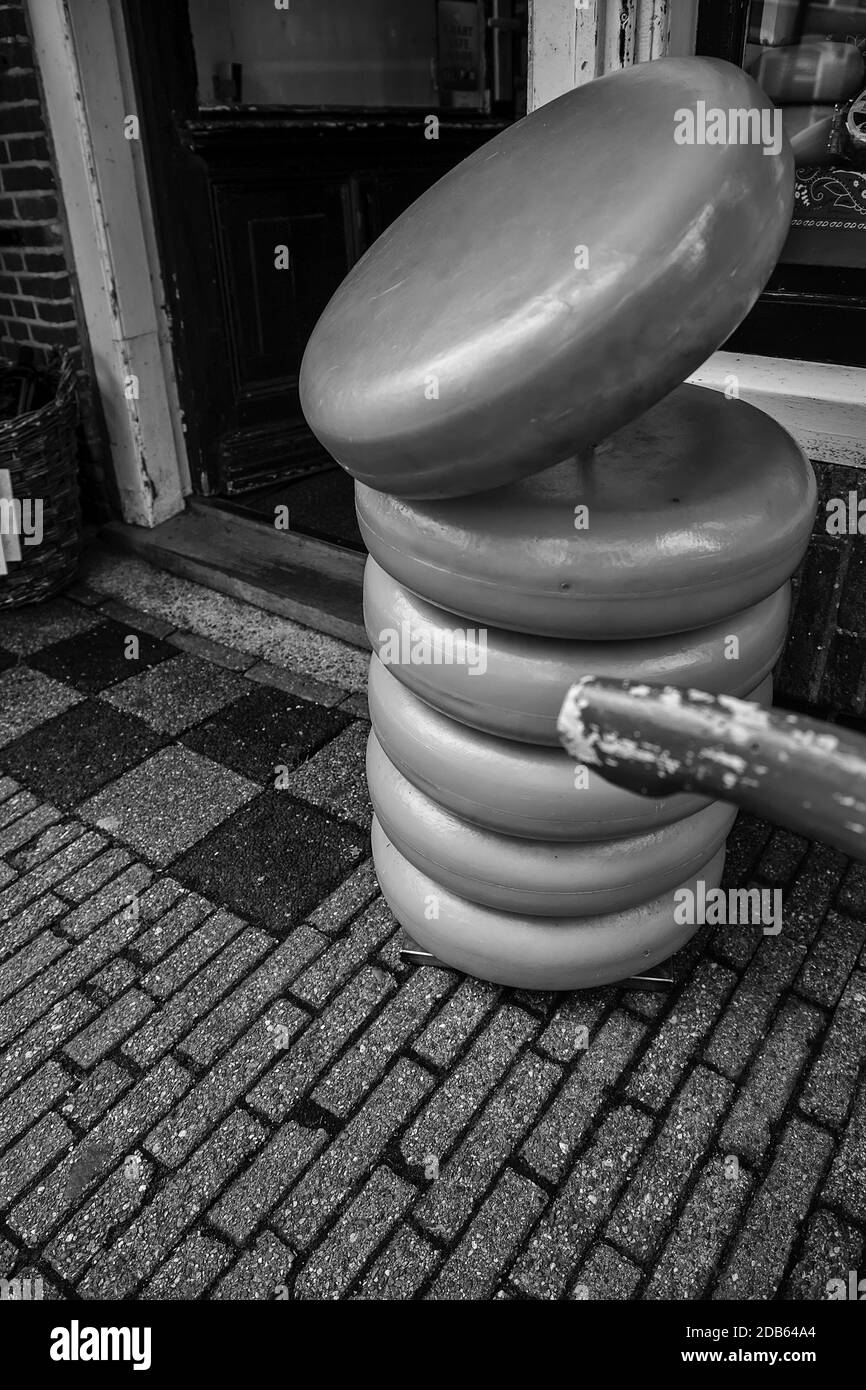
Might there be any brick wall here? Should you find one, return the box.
[0,0,110,521]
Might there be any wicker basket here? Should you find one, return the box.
[0,352,81,608]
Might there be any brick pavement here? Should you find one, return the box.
[0,552,863,1300]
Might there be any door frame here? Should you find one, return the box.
[26,0,189,527]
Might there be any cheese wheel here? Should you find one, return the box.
[365,555,791,744]
[368,653,773,840]
[371,818,725,989]
[751,41,864,103]
[357,386,816,639]
[368,730,736,916]
[301,58,793,499]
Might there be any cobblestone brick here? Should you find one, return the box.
[63,989,154,1068]
[795,908,864,1008]
[0,776,20,804]
[800,972,866,1129]
[0,790,38,833]
[0,903,146,1046]
[45,1152,154,1283]
[626,957,736,1110]
[412,976,501,1068]
[142,1230,233,1299]
[295,1165,417,1299]
[58,847,133,904]
[428,1168,545,1300]
[511,1105,653,1299]
[609,1066,733,1264]
[61,864,154,940]
[59,1061,132,1129]
[822,1077,866,1224]
[307,859,379,935]
[210,1120,326,1244]
[0,993,97,1099]
[0,1058,69,1151]
[122,927,273,1067]
[274,1059,433,1250]
[783,1208,864,1300]
[400,1007,538,1168]
[0,891,65,959]
[783,843,848,953]
[132,888,212,965]
[145,1003,305,1167]
[523,1011,645,1184]
[756,827,810,884]
[291,897,396,1008]
[134,875,184,924]
[0,929,68,1002]
[643,1155,755,1300]
[0,802,61,855]
[836,860,866,918]
[90,957,139,1000]
[167,629,256,672]
[79,1110,265,1298]
[212,1231,294,1300]
[537,989,615,1062]
[313,970,453,1119]
[572,1243,642,1300]
[0,1112,72,1210]
[247,967,393,1123]
[355,1225,440,1300]
[8,1056,191,1245]
[0,826,101,916]
[720,997,824,1164]
[417,1051,559,1240]
[714,1118,834,1299]
[704,936,806,1080]
[180,926,326,1068]
[140,908,245,999]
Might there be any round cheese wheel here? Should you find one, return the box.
[371,818,725,989]
[301,58,793,500]
[368,653,773,840]
[368,730,736,917]
[751,41,864,104]
[365,555,791,744]
[357,385,816,639]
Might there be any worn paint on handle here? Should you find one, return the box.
[557,678,866,862]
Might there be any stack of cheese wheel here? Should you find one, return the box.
[300,57,818,989]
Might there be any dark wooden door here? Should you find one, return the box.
[122,0,511,498]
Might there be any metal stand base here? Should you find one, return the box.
[399,942,674,991]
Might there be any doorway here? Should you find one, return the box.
[122,0,528,552]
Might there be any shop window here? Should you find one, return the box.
[697,0,866,363]
[187,0,527,116]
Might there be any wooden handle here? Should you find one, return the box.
[557,678,866,861]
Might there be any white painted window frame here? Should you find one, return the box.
[528,0,866,467]
[26,0,189,527]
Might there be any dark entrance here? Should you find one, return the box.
[122,0,527,551]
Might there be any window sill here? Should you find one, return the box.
[688,352,866,468]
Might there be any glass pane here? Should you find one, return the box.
[743,1,866,267]
[188,0,524,112]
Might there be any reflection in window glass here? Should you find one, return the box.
[744,1,866,266]
[188,0,526,114]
